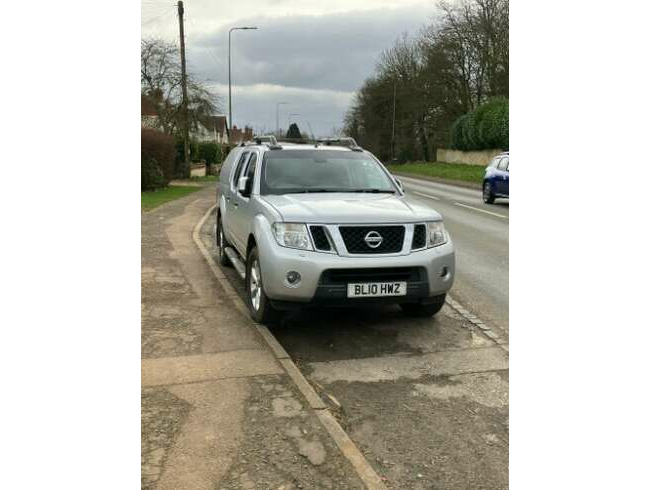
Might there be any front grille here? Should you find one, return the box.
[310,226,331,251]
[412,224,427,249]
[320,267,425,285]
[339,225,405,254]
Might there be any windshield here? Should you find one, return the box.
[260,150,397,195]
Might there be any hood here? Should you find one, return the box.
[261,193,442,224]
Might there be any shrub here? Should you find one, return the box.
[449,115,465,150]
[173,138,200,177]
[141,157,165,191]
[449,97,508,151]
[141,129,175,187]
[198,142,223,165]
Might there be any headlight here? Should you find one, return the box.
[272,223,313,250]
[427,221,449,248]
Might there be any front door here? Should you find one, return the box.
[230,151,259,254]
[225,151,250,252]
[494,156,509,195]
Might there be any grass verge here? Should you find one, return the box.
[189,175,218,182]
[141,185,202,212]
[386,161,485,184]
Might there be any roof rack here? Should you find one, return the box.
[240,135,283,149]
[316,137,363,151]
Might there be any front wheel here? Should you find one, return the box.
[400,294,446,318]
[246,246,281,325]
[483,182,495,204]
[216,217,231,267]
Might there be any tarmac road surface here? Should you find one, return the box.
[398,175,509,339]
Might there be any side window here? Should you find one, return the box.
[245,154,257,183]
[240,153,257,196]
[504,157,509,171]
[231,152,249,189]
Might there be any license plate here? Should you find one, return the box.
[347,282,407,298]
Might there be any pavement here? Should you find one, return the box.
[142,175,509,490]
[141,187,368,490]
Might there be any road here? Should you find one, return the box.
[397,175,509,339]
[200,177,509,489]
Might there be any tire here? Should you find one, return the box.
[483,181,495,204]
[245,246,281,325]
[215,216,231,267]
[400,294,446,318]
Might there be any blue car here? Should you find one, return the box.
[483,152,509,204]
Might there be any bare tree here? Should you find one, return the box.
[344,0,508,162]
[141,38,221,136]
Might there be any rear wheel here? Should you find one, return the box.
[246,246,281,325]
[400,294,446,318]
[215,217,231,267]
[483,181,495,204]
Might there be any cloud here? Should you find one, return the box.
[189,8,430,92]
[142,1,436,136]
[208,83,354,137]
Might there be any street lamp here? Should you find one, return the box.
[276,102,288,136]
[228,26,258,133]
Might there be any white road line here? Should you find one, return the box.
[411,190,440,200]
[454,202,508,219]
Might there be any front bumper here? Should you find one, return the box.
[256,222,455,304]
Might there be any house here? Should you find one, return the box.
[230,125,253,143]
[193,115,229,144]
[141,95,161,130]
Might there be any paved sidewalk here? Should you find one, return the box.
[141,187,365,489]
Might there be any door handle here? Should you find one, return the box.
[233,202,239,208]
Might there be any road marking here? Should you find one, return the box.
[454,202,508,219]
[412,190,440,200]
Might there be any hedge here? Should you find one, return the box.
[141,129,175,190]
[174,140,225,176]
[141,157,165,191]
[450,97,508,151]
[198,142,223,165]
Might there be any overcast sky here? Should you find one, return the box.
[142,0,436,136]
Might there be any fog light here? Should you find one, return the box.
[440,266,449,278]
[286,271,301,286]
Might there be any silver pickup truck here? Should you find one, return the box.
[215,138,455,324]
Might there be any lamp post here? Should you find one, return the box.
[276,102,288,136]
[391,79,397,161]
[228,26,258,133]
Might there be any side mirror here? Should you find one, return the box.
[238,176,248,193]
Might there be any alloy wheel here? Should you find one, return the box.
[249,259,261,311]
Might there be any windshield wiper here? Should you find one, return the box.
[348,188,396,194]
[284,189,344,194]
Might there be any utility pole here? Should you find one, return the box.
[391,79,397,161]
[177,1,190,177]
